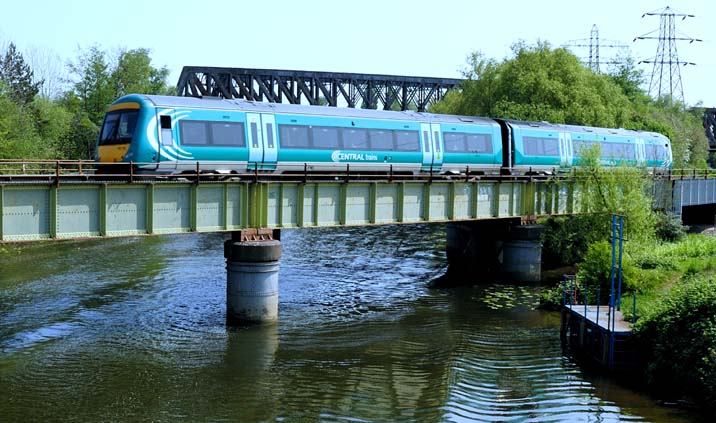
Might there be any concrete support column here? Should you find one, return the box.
[432,219,542,287]
[224,235,282,325]
[501,225,543,282]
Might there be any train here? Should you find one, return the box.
[96,94,673,175]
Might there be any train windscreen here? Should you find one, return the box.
[99,110,138,145]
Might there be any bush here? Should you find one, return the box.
[541,215,607,267]
[654,212,688,242]
[577,240,637,303]
[634,275,716,412]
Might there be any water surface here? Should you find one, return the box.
[0,225,698,422]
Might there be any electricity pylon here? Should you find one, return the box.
[634,6,702,104]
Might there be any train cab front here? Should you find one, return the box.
[96,99,142,174]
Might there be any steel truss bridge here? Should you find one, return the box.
[176,66,461,112]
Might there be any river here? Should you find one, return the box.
[0,224,700,422]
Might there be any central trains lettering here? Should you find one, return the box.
[331,150,379,162]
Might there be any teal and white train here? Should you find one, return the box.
[97,94,673,174]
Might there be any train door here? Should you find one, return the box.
[157,109,176,171]
[635,138,646,165]
[564,133,574,167]
[260,114,278,170]
[246,113,263,170]
[431,123,443,170]
[496,119,514,173]
[559,132,573,168]
[420,123,433,171]
[247,113,278,170]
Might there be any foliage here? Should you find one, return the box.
[432,41,711,168]
[30,96,72,147]
[111,48,172,97]
[66,45,115,127]
[0,42,41,105]
[574,146,655,243]
[0,42,170,160]
[60,113,98,160]
[577,240,637,303]
[634,274,716,412]
[654,212,688,242]
[433,41,632,128]
[540,215,606,267]
[0,87,54,159]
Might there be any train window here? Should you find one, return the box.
[250,122,259,148]
[523,136,559,156]
[433,131,441,152]
[444,133,466,152]
[423,131,430,151]
[573,140,597,156]
[117,112,137,139]
[343,128,369,150]
[368,129,393,150]
[99,110,138,145]
[394,130,419,151]
[312,126,340,149]
[444,132,493,154]
[648,144,664,161]
[211,122,246,146]
[602,142,632,160]
[601,142,634,160]
[278,124,310,149]
[466,134,492,153]
[180,121,209,146]
[266,123,275,148]
[99,113,120,144]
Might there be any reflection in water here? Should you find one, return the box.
[0,225,700,422]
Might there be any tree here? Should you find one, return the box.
[25,45,66,99]
[433,42,633,128]
[432,41,711,168]
[0,86,53,159]
[110,48,172,97]
[66,45,114,126]
[607,54,649,104]
[0,42,42,105]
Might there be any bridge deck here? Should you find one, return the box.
[0,176,576,242]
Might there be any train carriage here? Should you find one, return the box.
[96,94,505,175]
[96,94,672,176]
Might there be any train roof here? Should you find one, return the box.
[119,94,500,127]
[501,118,667,139]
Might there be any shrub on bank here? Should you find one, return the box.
[634,275,716,413]
[654,212,688,242]
[577,240,638,303]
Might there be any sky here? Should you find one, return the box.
[1,0,714,106]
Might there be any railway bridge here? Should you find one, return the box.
[2,67,715,325]
[1,163,714,324]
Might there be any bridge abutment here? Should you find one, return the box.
[224,231,282,325]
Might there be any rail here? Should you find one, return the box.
[0,160,563,185]
[1,160,712,185]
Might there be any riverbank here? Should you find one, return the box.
[541,231,716,416]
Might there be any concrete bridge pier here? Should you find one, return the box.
[432,220,543,287]
[224,230,282,325]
